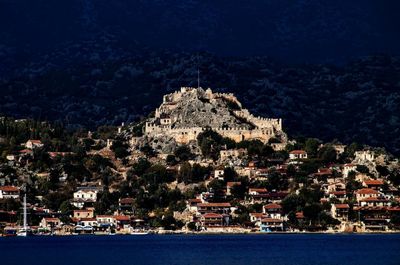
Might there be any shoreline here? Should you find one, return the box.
[2,230,400,237]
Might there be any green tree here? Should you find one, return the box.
[59,200,73,215]
[174,145,193,161]
[356,165,369,174]
[197,129,224,160]
[130,158,151,176]
[281,194,303,214]
[111,140,130,159]
[303,203,323,225]
[318,145,337,163]
[304,138,320,158]
[178,162,193,184]
[223,167,237,182]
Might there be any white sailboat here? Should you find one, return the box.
[17,194,31,237]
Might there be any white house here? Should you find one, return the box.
[289,150,307,160]
[78,218,98,227]
[214,169,224,180]
[343,164,357,178]
[354,150,375,162]
[72,188,98,208]
[0,186,20,199]
[96,215,116,227]
[355,188,380,203]
[40,217,62,229]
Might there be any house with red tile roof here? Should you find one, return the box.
[114,215,131,229]
[263,203,283,219]
[188,198,202,212]
[289,150,307,160]
[226,182,241,196]
[96,215,116,228]
[248,188,268,195]
[359,197,389,207]
[331,204,350,221]
[0,186,20,199]
[40,217,62,229]
[260,218,284,232]
[196,203,232,214]
[200,213,225,227]
[343,164,357,178]
[328,190,347,202]
[362,179,384,190]
[73,208,94,219]
[249,212,267,224]
[119,197,134,213]
[355,188,380,203]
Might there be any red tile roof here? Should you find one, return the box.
[360,197,388,202]
[249,213,266,218]
[364,179,384,186]
[43,218,60,222]
[227,182,241,187]
[330,191,346,195]
[115,215,130,221]
[19,149,33,154]
[356,188,379,195]
[0,186,19,192]
[249,188,268,193]
[202,213,223,218]
[197,203,231,207]
[296,212,305,219]
[264,203,282,210]
[261,218,283,223]
[334,204,350,209]
[119,198,134,204]
[290,150,306,155]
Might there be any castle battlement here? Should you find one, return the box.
[143,87,286,144]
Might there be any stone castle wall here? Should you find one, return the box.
[145,122,277,144]
[145,87,284,144]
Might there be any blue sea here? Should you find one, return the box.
[1,234,400,265]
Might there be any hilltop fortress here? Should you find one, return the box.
[143,87,287,145]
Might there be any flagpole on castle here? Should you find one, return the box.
[197,68,200,89]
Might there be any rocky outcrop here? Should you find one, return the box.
[125,87,286,153]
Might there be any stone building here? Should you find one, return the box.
[142,87,286,146]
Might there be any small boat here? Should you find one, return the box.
[129,228,149,235]
[130,231,149,235]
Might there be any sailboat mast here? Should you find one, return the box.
[23,193,27,229]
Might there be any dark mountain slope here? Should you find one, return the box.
[0,44,399,153]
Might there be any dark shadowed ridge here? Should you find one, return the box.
[0,0,399,68]
[0,0,399,153]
